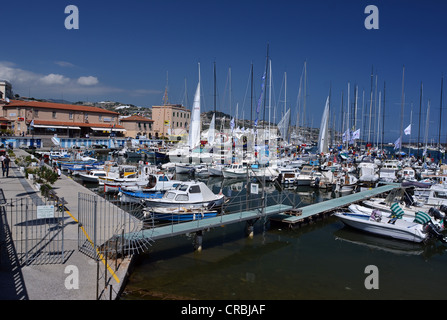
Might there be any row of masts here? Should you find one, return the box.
[164,53,445,158]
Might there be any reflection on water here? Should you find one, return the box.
[68,155,447,300]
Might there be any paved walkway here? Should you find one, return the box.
[0,149,135,300]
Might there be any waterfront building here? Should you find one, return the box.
[119,115,154,138]
[0,80,13,100]
[151,104,190,138]
[0,99,126,137]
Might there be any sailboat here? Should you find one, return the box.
[317,96,330,154]
[173,67,202,174]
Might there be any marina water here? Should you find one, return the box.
[75,154,447,300]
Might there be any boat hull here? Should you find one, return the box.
[334,213,426,243]
[146,208,218,222]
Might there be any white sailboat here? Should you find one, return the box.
[188,78,201,153]
[317,96,330,154]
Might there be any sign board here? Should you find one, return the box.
[250,183,259,195]
[37,205,55,219]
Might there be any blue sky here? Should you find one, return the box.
[2,0,447,142]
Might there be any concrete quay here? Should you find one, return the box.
[0,148,136,300]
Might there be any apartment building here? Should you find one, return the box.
[0,99,126,137]
[151,104,190,138]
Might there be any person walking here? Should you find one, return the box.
[3,154,10,177]
[0,154,4,177]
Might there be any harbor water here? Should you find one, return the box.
[117,181,447,300]
[71,151,447,300]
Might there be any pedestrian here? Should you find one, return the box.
[3,154,10,178]
[0,154,4,177]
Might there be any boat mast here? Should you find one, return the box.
[417,82,423,158]
[381,82,386,153]
[438,76,443,160]
[400,65,405,154]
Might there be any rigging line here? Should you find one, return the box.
[241,64,253,116]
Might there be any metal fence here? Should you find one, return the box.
[77,193,151,260]
[77,192,152,299]
[0,190,66,266]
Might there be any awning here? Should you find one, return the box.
[68,126,81,130]
[91,127,111,132]
[33,124,69,129]
[111,128,126,132]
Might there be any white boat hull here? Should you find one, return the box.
[334,212,427,243]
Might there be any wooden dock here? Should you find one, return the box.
[269,184,398,227]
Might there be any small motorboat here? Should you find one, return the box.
[334,209,447,243]
[144,206,219,222]
[222,163,248,179]
[78,170,108,183]
[141,181,225,209]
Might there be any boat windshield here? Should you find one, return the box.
[165,192,176,200]
[177,185,189,191]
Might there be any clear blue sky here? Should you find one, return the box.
[2,0,447,142]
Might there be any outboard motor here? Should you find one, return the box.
[439,204,447,214]
[429,207,445,221]
[424,222,447,243]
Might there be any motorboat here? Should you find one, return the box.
[278,167,300,186]
[143,206,219,222]
[119,189,164,203]
[334,210,446,243]
[399,167,417,182]
[222,163,248,179]
[379,160,401,183]
[250,166,279,182]
[141,181,225,209]
[208,163,225,176]
[175,163,196,175]
[78,170,108,183]
[357,162,379,183]
[97,164,137,185]
[120,173,181,193]
[295,165,315,186]
[412,183,447,206]
[103,164,158,193]
[335,173,358,193]
[311,170,337,189]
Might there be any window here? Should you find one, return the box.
[69,112,73,120]
[178,185,189,191]
[189,185,201,193]
[52,111,57,119]
[165,192,175,200]
[99,115,102,121]
[175,194,189,201]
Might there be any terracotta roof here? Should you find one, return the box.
[27,119,125,129]
[5,100,119,115]
[0,117,11,122]
[120,115,154,122]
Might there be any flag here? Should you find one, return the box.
[351,129,360,140]
[394,137,401,150]
[404,124,411,135]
